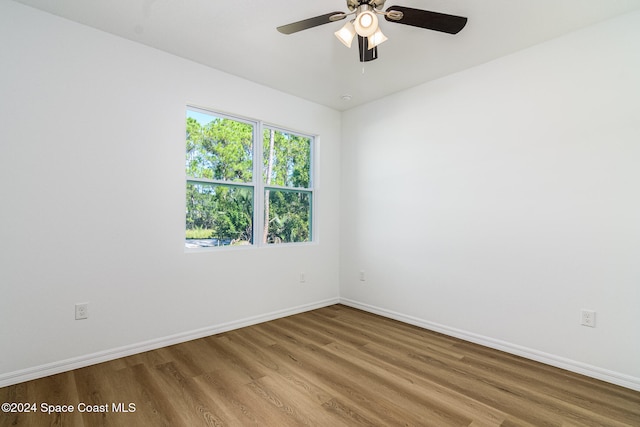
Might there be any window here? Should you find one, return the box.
[185,107,313,249]
[263,127,313,244]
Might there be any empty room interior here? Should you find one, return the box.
[1,0,639,425]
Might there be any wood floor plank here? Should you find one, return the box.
[201,335,267,383]
[255,322,471,426]
[153,361,226,426]
[459,353,640,425]
[192,369,263,426]
[251,323,408,425]
[113,363,185,427]
[309,309,467,361]
[0,371,84,427]
[225,328,336,407]
[370,339,571,425]
[247,374,351,426]
[230,325,413,427]
[321,340,510,426]
[1,304,638,426]
[320,397,381,426]
[270,319,477,426]
[73,362,130,427]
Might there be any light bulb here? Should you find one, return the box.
[354,10,378,37]
[360,14,372,28]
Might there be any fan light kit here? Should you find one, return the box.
[277,0,468,62]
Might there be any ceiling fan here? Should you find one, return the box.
[277,0,468,62]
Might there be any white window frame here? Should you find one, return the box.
[185,106,315,251]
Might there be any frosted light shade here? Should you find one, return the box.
[367,28,388,49]
[334,20,356,48]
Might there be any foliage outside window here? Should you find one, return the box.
[263,127,312,244]
[185,107,313,249]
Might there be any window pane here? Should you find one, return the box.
[186,182,253,248]
[263,128,311,188]
[263,189,311,244]
[186,109,253,183]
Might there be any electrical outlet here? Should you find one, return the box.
[359,270,366,281]
[75,303,89,320]
[581,309,595,327]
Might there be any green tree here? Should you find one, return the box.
[262,128,311,244]
[186,114,254,245]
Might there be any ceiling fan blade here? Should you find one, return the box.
[277,11,345,35]
[384,6,467,34]
[358,36,378,62]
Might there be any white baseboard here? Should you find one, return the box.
[339,298,640,392]
[0,297,340,388]
[4,296,638,392]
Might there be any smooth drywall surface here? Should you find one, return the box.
[340,11,640,386]
[0,1,340,379]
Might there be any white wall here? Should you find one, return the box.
[2,1,639,392]
[340,11,640,389]
[0,1,341,385]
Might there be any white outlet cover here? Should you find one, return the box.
[581,309,596,327]
[75,303,89,320]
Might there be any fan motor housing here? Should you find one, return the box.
[347,0,385,11]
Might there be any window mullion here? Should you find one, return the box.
[264,184,312,193]
[254,121,264,246]
[187,177,254,188]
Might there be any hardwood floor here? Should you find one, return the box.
[1,304,639,426]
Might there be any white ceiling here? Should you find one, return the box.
[13,0,640,110]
